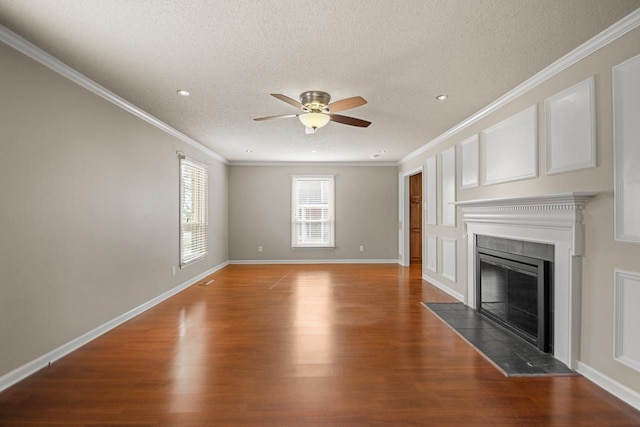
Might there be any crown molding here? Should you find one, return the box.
[400,8,640,165]
[0,25,228,165]
[229,161,398,167]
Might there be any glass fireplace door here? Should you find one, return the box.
[478,253,545,347]
[474,236,552,353]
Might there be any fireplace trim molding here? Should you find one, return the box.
[456,192,596,369]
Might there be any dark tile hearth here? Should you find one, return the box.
[423,302,576,377]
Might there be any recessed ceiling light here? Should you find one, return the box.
[245,149,253,153]
[380,150,386,154]
[436,94,448,101]
[311,150,317,153]
[177,90,191,96]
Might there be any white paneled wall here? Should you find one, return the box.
[481,105,538,185]
[426,235,437,273]
[440,147,456,226]
[614,269,640,372]
[425,156,437,225]
[614,54,640,243]
[441,237,456,282]
[459,134,479,189]
[545,77,596,175]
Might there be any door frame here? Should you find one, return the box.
[399,166,424,267]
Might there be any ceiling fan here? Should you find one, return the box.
[254,91,371,134]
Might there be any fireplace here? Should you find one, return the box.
[456,192,596,368]
[475,236,553,352]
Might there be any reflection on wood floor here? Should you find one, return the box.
[1,264,639,425]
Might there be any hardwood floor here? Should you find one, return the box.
[1,264,639,426]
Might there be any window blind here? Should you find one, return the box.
[291,175,335,248]
[180,156,208,266]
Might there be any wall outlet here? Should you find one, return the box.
[258,246,263,253]
[360,245,364,252]
[171,266,177,276]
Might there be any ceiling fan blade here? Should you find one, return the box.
[253,114,298,121]
[327,96,367,113]
[330,114,371,128]
[271,93,304,109]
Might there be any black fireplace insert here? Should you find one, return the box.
[475,236,553,353]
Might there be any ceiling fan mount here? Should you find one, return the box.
[254,90,371,133]
[299,90,331,113]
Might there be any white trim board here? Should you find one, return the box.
[0,261,229,393]
[229,259,400,265]
[0,25,228,165]
[577,362,640,411]
[400,9,640,166]
[423,274,464,302]
[230,161,398,167]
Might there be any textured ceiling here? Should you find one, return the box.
[1,1,639,163]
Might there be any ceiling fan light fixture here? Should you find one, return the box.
[255,91,369,130]
[299,112,330,129]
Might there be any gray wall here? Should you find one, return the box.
[399,26,640,393]
[229,165,398,261]
[0,42,228,378]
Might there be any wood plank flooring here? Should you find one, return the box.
[1,264,639,426]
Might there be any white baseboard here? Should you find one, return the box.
[577,362,640,411]
[0,261,229,393]
[228,259,400,264]
[423,274,465,302]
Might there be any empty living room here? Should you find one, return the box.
[1,1,640,425]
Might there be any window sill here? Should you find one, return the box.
[180,254,207,268]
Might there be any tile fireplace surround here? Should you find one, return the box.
[456,192,596,369]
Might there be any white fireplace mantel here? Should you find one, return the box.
[456,192,597,369]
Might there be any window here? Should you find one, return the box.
[291,175,335,248]
[180,156,208,266]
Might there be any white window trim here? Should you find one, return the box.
[291,175,335,248]
[179,155,209,267]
